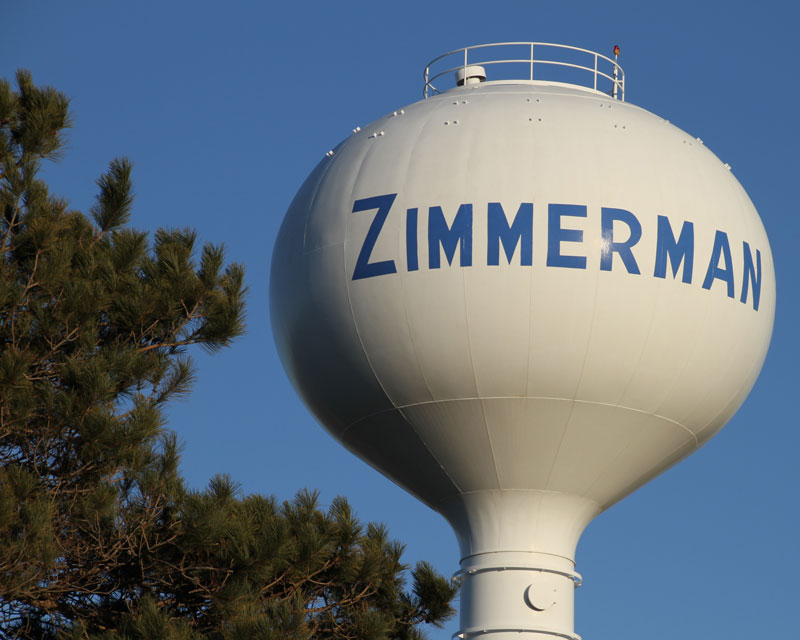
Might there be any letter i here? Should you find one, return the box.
[407,208,419,271]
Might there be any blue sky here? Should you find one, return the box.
[3,2,798,638]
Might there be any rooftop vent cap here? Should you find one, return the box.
[455,65,486,86]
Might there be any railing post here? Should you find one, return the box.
[593,53,598,91]
[424,66,429,98]
[530,43,534,80]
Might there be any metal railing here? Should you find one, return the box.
[423,42,625,101]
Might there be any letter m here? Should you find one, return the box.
[654,215,694,283]
[428,204,473,268]
[487,202,533,266]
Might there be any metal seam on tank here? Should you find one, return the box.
[654,147,752,427]
[595,438,698,507]
[340,397,699,499]
[692,190,773,442]
[337,406,463,493]
[648,140,723,425]
[589,287,661,485]
[465,85,616,102]
[615,123,673,407]
[581,417,697,501]
[523,95,545,401]
[341,108,462,493]
[531,97,601,470]
[394,98,491,491]
[339,396,697,441]
[685,200,754,436]
[340,137,397,419]
[523,134,535,395]
[652,273,715,426]
[385,98,449,406]
[403,97,456,405]
[616,274,671,406]
[302,135,371,255]
[694,357,760,445]
[456,106,502,489]
[299,155,336,253]
[396,404,464,493]
[475,397,501,489]
[497,93,534,479]
[570,151,613,402]
[542,255,605,490]
[453,487,601,501]
[449,489,604,531]
[395,112,437,404]
[397,265,435,405]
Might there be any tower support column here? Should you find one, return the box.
[438,490,601,640]
[455,551,581,640]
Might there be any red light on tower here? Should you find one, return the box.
[614,45,620,57]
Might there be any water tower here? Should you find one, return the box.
[270,43,775,639]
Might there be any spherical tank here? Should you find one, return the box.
[270,44,775,639]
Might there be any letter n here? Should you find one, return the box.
[740,242,762,311]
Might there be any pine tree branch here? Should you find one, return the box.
[0,70,456,639]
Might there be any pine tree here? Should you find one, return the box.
[0,71,456,639]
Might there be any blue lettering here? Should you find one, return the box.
[601,208,642,274]
[349,196,766,312]
[654,215,694,283]
[546,204,587,269]
[487,202,533,266]
[428,204,473,268]
[406,208,419,271]
[352,194,398,280]
[740,242,761,311]
[702,230,735,298]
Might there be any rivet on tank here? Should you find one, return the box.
[270,42,775,639]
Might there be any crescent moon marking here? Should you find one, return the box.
[523,584,548,612]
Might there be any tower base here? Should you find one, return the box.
[438,490,601,640]
[453,551,581,640]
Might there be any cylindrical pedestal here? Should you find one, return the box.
[439,490,600,640]
[454,551,581,640]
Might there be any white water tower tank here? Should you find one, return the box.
[270,43,775,639]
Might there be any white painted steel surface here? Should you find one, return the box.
[271,64,774,639]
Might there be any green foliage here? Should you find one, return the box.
[0,71,456,639]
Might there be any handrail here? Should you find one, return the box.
[423,42,625,101]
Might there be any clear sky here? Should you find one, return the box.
[3,2,798,638]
